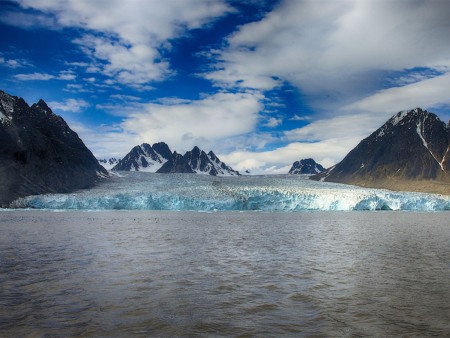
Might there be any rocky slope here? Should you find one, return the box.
[0,90,108,206]
[313,108,450,194]
[289,158,325,174]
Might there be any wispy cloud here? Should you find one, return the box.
[346,72,450,114]
[0,55,33,69]
[48,98,90,113]
[14,72,54,81]
[13,70,76,81]
[263,117,282,128]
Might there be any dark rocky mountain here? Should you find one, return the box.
[313,108,450,194]
[289,158,325,174]
[0,90,108,206]
[111,142,172,172]
[157,146,240,176]
[112,143,240,176]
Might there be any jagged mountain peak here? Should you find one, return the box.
[155,145,240,176]
[387,108,440,127]
[112,142,173,172]
[35,99,50,110]
[289,158,325,175]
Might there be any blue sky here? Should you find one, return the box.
[1,0,450,173]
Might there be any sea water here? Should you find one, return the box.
[9,173,450,211]
[0,211,449,336]
[1,174,449,336]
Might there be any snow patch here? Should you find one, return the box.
[391,111,409,126]
[440,146,449,172]
[416,120,445,171]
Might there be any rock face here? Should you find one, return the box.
[111,142,172,172]
[313,108,450,194]
[289,158,325,174]
[157,146,240,176]
[0,90,108,206]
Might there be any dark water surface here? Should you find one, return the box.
[1,211,449,336]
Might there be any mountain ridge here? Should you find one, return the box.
[112,143,240,176]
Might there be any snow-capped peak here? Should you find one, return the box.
[112,142,173,172]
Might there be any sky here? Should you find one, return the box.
[1,0,450,174]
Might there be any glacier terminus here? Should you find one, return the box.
[10,173,450,211]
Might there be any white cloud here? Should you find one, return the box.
[15,0,233,86]
[14,72,54,81]
[263,117,282,128]
[205,0,450,112]
[289,115,310,121]
[121,91,263,153]
[346,72,450,114]
[284,113,385,143]
[73,91,264,159]
[13,70,77,81]
[0,10,56,28]
[48,98,90,113]
[68,122,141,159]
[0,55,32,68]
[57,70,76,81]
[221,138,360,175]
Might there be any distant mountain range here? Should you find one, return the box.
[0,90,108,206]
[2,87,449,204]
[111,143,240,176]
[289,158,325,174]
[313,108,450,194]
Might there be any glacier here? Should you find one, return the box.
[10,173,450,211]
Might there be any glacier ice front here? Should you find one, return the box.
[10,173,450,211]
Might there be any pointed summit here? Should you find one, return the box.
[112,142,173,172]
[31,99,52,114]
[314,108,450,194]
[289,158,325,174]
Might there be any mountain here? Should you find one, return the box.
[0,90,108,206]
[112,143,240,176]
[289,158,325,174]
[111,142,172,172]
[313,108,450,194]
[157,146,240,176]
